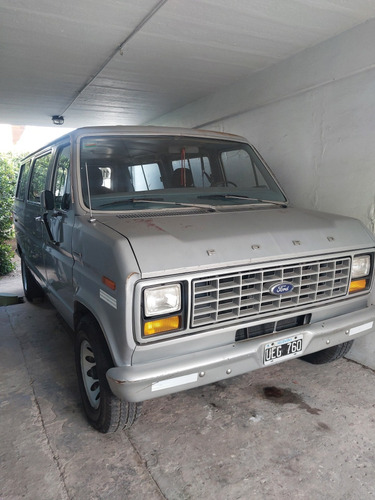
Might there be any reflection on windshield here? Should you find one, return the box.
[80,135,287,211]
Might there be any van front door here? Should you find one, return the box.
[44,144,76,322]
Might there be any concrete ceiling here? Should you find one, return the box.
[2,0,375,129]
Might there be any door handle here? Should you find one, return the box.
[35,216,43,222]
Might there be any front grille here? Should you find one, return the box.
[191,257,351,327]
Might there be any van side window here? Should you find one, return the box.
[221,149,268,188]
[28,153,52,203]
[128,163,163,191]
[172,156,212,187]
[15,160,31,200]
[53,146,71,210]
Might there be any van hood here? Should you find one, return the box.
[97,207,375,277]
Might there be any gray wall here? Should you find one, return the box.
[150,19,375,368]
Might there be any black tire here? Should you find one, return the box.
[21,256,44,302]
[75,315,142,433]
[301,340,354,365]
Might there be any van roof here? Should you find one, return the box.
[22,125,249,160]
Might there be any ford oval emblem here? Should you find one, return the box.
[269,282,294,295]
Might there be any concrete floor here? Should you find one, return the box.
[1,268,375,500]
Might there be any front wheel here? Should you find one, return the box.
[300,340,354,364]
[75,315,142,433]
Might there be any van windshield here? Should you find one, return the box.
[80,135,287,211]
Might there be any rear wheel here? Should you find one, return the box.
[21,256,44,302]
[301,340,353,364]
[75,315,142,433]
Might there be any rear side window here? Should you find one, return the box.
[15,160,31,200]
[28,153,52,203]
[220,149,278,191]
[172,156,212,187]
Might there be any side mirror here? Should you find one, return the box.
[41,190,55,211]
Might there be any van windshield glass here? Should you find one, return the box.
[80,136,286,211]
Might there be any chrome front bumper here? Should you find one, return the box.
[106,306,375,402]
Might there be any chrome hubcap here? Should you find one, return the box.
[80,340,100,409]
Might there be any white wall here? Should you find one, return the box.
[211,70,375,229]
[150,19,375,368]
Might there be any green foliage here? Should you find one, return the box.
[0,153,21,276]
[0,242,15,275]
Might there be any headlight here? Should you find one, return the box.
[144,284,181,316]
[349,254,372,294]
[351,255,371,278]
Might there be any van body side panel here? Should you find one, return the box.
[26,202,46,278]
[71,217,141,366]
[44,210,76,323]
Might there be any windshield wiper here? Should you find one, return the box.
[132,198,218,212]
[99,197,217,212]
[224,194,287,206]
[99,196,162,208]
[199,194,287,207]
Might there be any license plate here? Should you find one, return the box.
[263,334,303,365]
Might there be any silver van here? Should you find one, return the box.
[14,126,375,433]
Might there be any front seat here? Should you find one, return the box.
[88,168,111,195]
[171,168,193,187]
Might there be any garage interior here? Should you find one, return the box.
[1,1,375,498]
[2,0,375,367]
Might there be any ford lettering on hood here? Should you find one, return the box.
[96,207,374,277]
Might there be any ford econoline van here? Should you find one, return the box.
[14,126,375,432]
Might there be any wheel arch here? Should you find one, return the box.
[73,301,113,361]
[74,312,142,432]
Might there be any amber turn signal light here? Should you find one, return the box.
[144,315,181,335]
[102,276,116,290]
[349,279,367,294]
